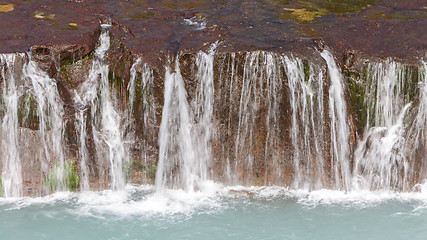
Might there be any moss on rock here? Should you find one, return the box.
[0,176,3,197]
[44,159,80,191]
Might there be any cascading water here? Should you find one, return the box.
[353,60,425,191]
[127,57,157,182]
[409,61,427,187]
[156,50,215,193]
[75,25,127,191]
[128,58,143,113]
[284,56,326,190]
[1,51,68,196]
[221,51,286,185]
[0,41,426,197]
[0,54,23,198]
[75,107,89,191]
[192,51,215,186]
[24,53,67,192]
[155,58,196,192]
[216,51,327,187]
[321,50,352,191]
[233,52,263,182]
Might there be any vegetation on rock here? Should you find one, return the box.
[0,4,14,13]
[44,159,80,191]
[0,176,3,197]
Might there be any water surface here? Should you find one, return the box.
[1,185,427,240]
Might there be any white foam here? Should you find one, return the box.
[2,183,427,216]
[0,191,75,210]
[75,182,224,218]
[225,184,427,207]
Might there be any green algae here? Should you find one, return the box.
[44,159,80,191]
[0,176,3,197]
[279,0,376,23]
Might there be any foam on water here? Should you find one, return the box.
[66,181,225,218]
[2,183,427,219]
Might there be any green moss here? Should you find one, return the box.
[58,51,94,88]
[61,51,94,68]
[145,164,156,179]
[108,71,124,91]
[279,0,375,23]
[58,65,74,87]
[264,0,290,7]
[302,60,310,83]
[0,96,5,119]
[44,159,80,191]
[300,0,375,15]
[124,160,157,181]
[128,11,155,19]
[127,71,154,117]
[345,67,367,134]
[18,93,39,129]
[61,56,75,67]
[348,62,422,132]
[0,176,3,197]
[401,65,420,105]
[363,65,377,127]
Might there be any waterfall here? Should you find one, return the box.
[1,51,67,196]
[24,53,66,192]
[216,51,328,186]
[156,51,214,192]
[1,38,427,196]
[155,59,196,192]
[128,58,143,114]
[353,60,425,191]
[262,53,284,184]
[321,50,351,191]
[0,54,23,198]
[230,52,284,184]
[233,52,262,182]
[216,52,239,184]
[127,57,157,182]
[410,61,427,186]
[284,56,325,190]
[75,26,127,191]
[75,108,89,191]
[192,51,215,185]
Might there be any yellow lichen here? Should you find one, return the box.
[283,7,328,22]
[0,4,14,13]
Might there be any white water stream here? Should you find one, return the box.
[0,54,23,198]
[156,50,215,192]
[0,42,426,198]
[75,26,127,191]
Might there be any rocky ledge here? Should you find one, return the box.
[0,0,426,196]
[1,0,426,70]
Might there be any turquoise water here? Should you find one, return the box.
[1,185,427,240]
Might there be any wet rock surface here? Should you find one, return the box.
[0,0,426,195]
[0,0,425,67]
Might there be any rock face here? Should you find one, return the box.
[0,0,426,196]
